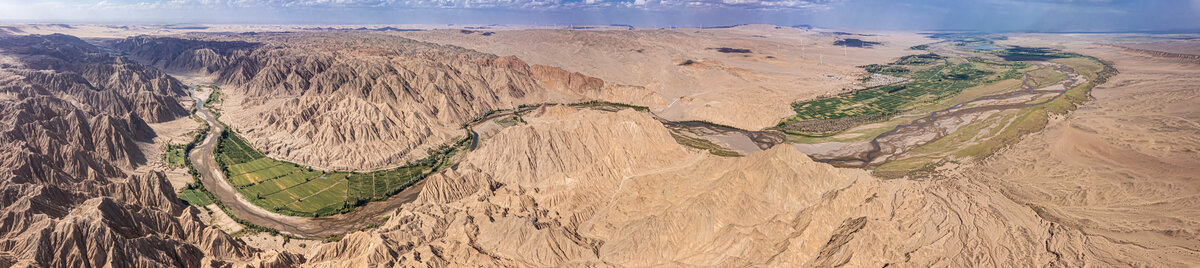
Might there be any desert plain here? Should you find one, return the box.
[0,23,1197,267]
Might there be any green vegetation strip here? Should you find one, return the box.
[779,33,1116,178]
[872,55,1116,178]
[174,113,305,238]
[177,113,211,207]
[670,133,742,157]
[788,54,1008,122]
[214,130,467,218]
[955,56,1116,159]
[163,144,187,167]
[175,89,325,240]
[779,53,1028,135]
[566,100,651,112]
[177,188,213,207]
[203,86,221,108]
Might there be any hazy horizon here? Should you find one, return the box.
[1,0,1198,32]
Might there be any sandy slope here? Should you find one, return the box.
[123,31,1200,266]
[3,27,1198,266]
[113,32,662,170]
[965,43,1200,266]
[303,102,1197,266]
[296,39,1200,266]
[0,33,299,267]
[400,25,931,130]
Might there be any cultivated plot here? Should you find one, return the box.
[215,131,466,217]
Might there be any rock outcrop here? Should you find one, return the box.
[0,34,297,267]
[112,32,659,170]
[1,34,188,123]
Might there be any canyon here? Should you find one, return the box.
[0,24,1197,267]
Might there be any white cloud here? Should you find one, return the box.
[0,0,838,17]
[722,0,756,4]
[89,0,836,9]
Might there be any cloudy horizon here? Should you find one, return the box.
[1,0,1197,32]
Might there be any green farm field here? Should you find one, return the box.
[778,52,1028,137]
[164,145,187,167]
[215,130,466,217]
[787,55,1022,122]
[779,34,1115,178]
[872,54,1113,178]
[178,189,214,207]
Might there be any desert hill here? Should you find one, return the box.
[966,38,1200,266]
[0,34,189,180]
[113,32,659,170]
[0,34,298,267]
[303,104,1190,266]
[399,26,931,130]
[1,29,1197,267]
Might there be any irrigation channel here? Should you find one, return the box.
[186,59,1083,238]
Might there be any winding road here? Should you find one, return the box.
[188,90,426,238]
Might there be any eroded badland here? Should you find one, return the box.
[0,24,1198,266]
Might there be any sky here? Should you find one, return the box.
[0,0,1197,32]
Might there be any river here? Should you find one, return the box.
[187,88,425,238]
